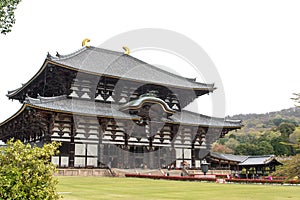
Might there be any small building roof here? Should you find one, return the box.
[238,155,281,166]
[209,152,282,166]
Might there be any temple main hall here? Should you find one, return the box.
[0,43,242,169]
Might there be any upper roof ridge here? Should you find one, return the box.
[48,46,89,61]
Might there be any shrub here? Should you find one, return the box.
[0,139,61,199]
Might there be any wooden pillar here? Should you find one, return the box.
[182,148,185,166]
[149,137,154,169]
[85,143,88,167]
[45,114,53,144]
[124,121,134,168]
[123,134,129,169]
[191,143,195,168]
[98,118,108,168]
[69,117,75,168]
[132,146,136,168]
[97,128,103,168]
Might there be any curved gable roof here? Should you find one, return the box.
[119,95,176,114]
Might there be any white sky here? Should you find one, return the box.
[0,0,300,122]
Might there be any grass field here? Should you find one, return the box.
[57,177,300,200]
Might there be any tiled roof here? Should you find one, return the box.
[21,95,241,128]
[210,152,248,162]
[25,95,136,120]
[238,155,278,166]
[170,110,242,128]
[210,152,282,165]
[48,46,215,91]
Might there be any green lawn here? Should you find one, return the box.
[57,177,300,200]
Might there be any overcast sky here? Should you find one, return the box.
[1,0,300,122]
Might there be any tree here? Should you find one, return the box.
[211,143,233,154]
[280,139,300,153]
[272,140,300,179]
[278,123,296,139]
[0,0,22,34]
[271,136,291,156]
[228,134,236,139]
[235,143,255,155]
[273,93,300,179]
[224,138,239,150]
[272,118,284,126]
[273,154,300,179]
[256,141,274,155]
[291,93,300,107]
[0,140,61,199]
[289,128,300,144]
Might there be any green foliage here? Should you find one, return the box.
[224,138,239,150]
[254,141,274,155]
[228,134,236,139]
[272,118,298,127]
[213,107,300,156]
[211,143,233,154]
[232,107,300,134]
[278,123,296,139]
[234,143,273,156]
[271,137,291,155]
[235,143,254,155]
[272,118,284,126]
[0,140,61,200]
[0,0,21,34]
[218,138,226,145]
[289,127,300,144]
[273,93,300,178]
[272,154,300,179]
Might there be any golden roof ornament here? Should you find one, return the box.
[122,46,130,55]
[82,38,91,47]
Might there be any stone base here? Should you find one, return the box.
[54,169,111,176]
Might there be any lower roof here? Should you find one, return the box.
[210,152,248,163]
[0,95,242,129]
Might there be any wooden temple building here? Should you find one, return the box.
[207,152,282,175]
[0,44,242,169]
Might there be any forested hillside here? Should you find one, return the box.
[212,107,300,156]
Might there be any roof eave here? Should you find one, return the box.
[6,59,49,100]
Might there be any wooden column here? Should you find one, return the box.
[69,117,75,168]
[45,113,54,144]
[124,121,134,168]
[98,118,108,168]
[123,134,129,168]
[191,143,195,168]
[148,137,154,169]
[97,127,103,168]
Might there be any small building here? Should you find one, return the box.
[207,152,282,175]
[0,44,242,169]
